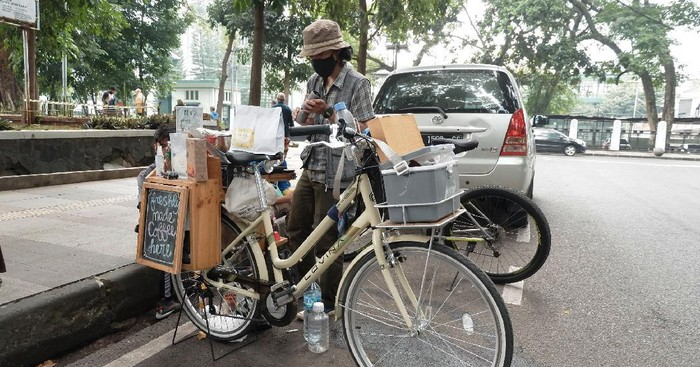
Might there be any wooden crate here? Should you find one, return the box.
[142,156,223,271]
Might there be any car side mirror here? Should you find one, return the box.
[532,115,549,127]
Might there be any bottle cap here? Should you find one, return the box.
[312,302,325,312]
[333,101,347,111]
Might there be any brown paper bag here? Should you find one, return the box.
[367,114,425,163]
[186,138,208,181]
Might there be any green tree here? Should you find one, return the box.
[0,0,124,110]
[310,0,463,75]
[570,0,700,148]
[92,0,193,102]
[209,0,309,108]
[472,0,594,115]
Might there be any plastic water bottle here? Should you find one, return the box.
[154,145,164,177]
[333,101,355,130]
[307,301,329,353]
[303,281,322,341]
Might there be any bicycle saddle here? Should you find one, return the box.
[430,138,479,154]
[224,151,283,166]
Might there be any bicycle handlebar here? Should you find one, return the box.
[289,124,332,137]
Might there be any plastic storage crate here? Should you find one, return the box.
[380,155,461,224]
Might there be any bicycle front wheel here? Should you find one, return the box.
[172,213,261,341]
[340,241,513,367]
[445,186,551,284]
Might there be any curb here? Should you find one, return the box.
[0,264,160,367]
[0,167,145,191]
[583,151,700,161]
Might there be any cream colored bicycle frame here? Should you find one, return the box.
[209,171,429,330]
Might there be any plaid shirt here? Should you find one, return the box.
[301,62,375,185]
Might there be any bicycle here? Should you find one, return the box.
[343,144,552,284]
[172,122,513,366]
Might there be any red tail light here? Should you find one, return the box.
[501,108,527,156]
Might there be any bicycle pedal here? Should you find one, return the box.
[270,281,295,307]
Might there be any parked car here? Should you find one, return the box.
[679,143,700,154]
[533,128,587,156]
[602,138,631,150]
[373,64,544,198]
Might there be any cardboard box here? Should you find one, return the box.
[186,138,208,181]
[367,114,424,163]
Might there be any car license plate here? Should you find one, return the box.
[422,133,463,145]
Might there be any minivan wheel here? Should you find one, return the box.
[563,145,577,156]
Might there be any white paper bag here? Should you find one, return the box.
[169,132,188,179]
[229,105,284,155]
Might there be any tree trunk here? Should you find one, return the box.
[662,60,676,149]
[249,1,264,106]
[639,71,658,150]
[217,33,234,116]
[357,0,369,75]
[0,44,20,111]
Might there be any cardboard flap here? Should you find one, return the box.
[368,114,425,163]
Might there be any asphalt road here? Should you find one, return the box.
[57,155,700,367]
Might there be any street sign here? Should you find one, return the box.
[0,0,38,27]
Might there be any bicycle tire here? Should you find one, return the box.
[340,241,513,367]
[172,212,262,341]
[444,186,551,284]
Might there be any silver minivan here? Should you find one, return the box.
[373,64,539,197]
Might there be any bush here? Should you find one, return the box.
[0,118,13,131]
[86,114,175,130]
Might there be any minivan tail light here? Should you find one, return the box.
[501,108,527,156]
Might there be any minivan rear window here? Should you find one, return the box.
[373,69,520,114]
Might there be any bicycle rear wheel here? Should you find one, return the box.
[343,227,372,261]
[172,213,261,341]
[444,186,551,284]
[340,241,513,367]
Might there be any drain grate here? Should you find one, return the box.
[0,195,133,222]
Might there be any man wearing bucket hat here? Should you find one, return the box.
[287,19,375,317]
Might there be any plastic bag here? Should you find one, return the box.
[224,176,279,221]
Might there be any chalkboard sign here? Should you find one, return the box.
[136,182,189,273]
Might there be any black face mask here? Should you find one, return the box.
[311,55,337,78]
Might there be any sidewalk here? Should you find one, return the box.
[0,144,306,367]
[0,146,697,366]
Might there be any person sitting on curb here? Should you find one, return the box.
[135,124,182,320]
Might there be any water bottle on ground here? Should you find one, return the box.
[303,281,322,341]
[307,301,329,353]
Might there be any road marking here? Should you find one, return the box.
[103,322,197,367]
[501,266,524,306]
[0,195,132,222]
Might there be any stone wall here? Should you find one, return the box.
[0,130,155,175]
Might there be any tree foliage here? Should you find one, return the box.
[473,0,595,115]
[569,0,700,147]
[0,0,191,111]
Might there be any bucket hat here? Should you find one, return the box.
[299,19,350,57]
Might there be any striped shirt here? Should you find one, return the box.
[301,62,375,185]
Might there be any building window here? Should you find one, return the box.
[225,92,231,102]
[185,90,199,100]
